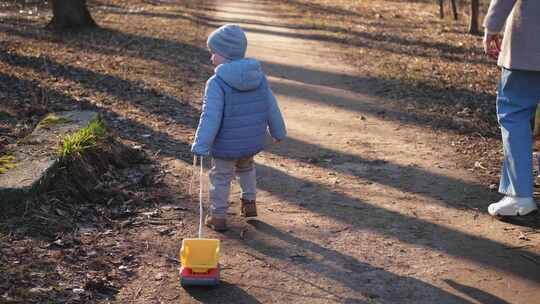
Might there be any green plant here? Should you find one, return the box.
[59,118,107,157]
[0,111,11,120]
[0,154,17,174]
[37,114,71,128]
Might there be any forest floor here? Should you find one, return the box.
[0,0,539,303]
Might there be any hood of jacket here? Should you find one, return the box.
[215,58,264,91]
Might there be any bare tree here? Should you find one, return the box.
[47,0,96,30]
[450,0,459,20]
[468,0,480,35]
[439,0,445,18]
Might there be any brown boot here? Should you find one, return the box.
[240,199,257,218]
[205,215,227,232]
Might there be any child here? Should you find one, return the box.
[191,24,287,231]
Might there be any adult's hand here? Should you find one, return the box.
[484,32,502,60]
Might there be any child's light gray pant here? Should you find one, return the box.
[209,156,256,218]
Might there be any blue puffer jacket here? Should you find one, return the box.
[191,58,287,159]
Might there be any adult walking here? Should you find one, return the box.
[484,0,540,216]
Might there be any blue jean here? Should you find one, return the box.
[208,156,256,217]
[497,68,540,197]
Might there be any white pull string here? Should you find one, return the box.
[189,155,196,202]
[198,156,204,239]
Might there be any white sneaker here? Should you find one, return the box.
[488,196,538,216]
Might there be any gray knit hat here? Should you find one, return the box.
[207,24,247,61]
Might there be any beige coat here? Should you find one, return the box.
[484,0,540,71]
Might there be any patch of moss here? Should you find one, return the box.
[60,118,107,158]
[37,114,72,128]
[52,285,66,293]
[0,111,12,120]
[0,154,17,174]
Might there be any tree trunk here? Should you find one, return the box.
[468,0,480,35]
[450,0,458,20]
[439,0,445,19]
[47,0,96,30]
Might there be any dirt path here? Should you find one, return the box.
[116,1,539,303]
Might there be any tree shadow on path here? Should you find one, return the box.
[269,137,496,212]
[238,219,476,303]
[166,9,490,66]
[253,162,540,284]
[263,60,496,137]
[444,279,512,304]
